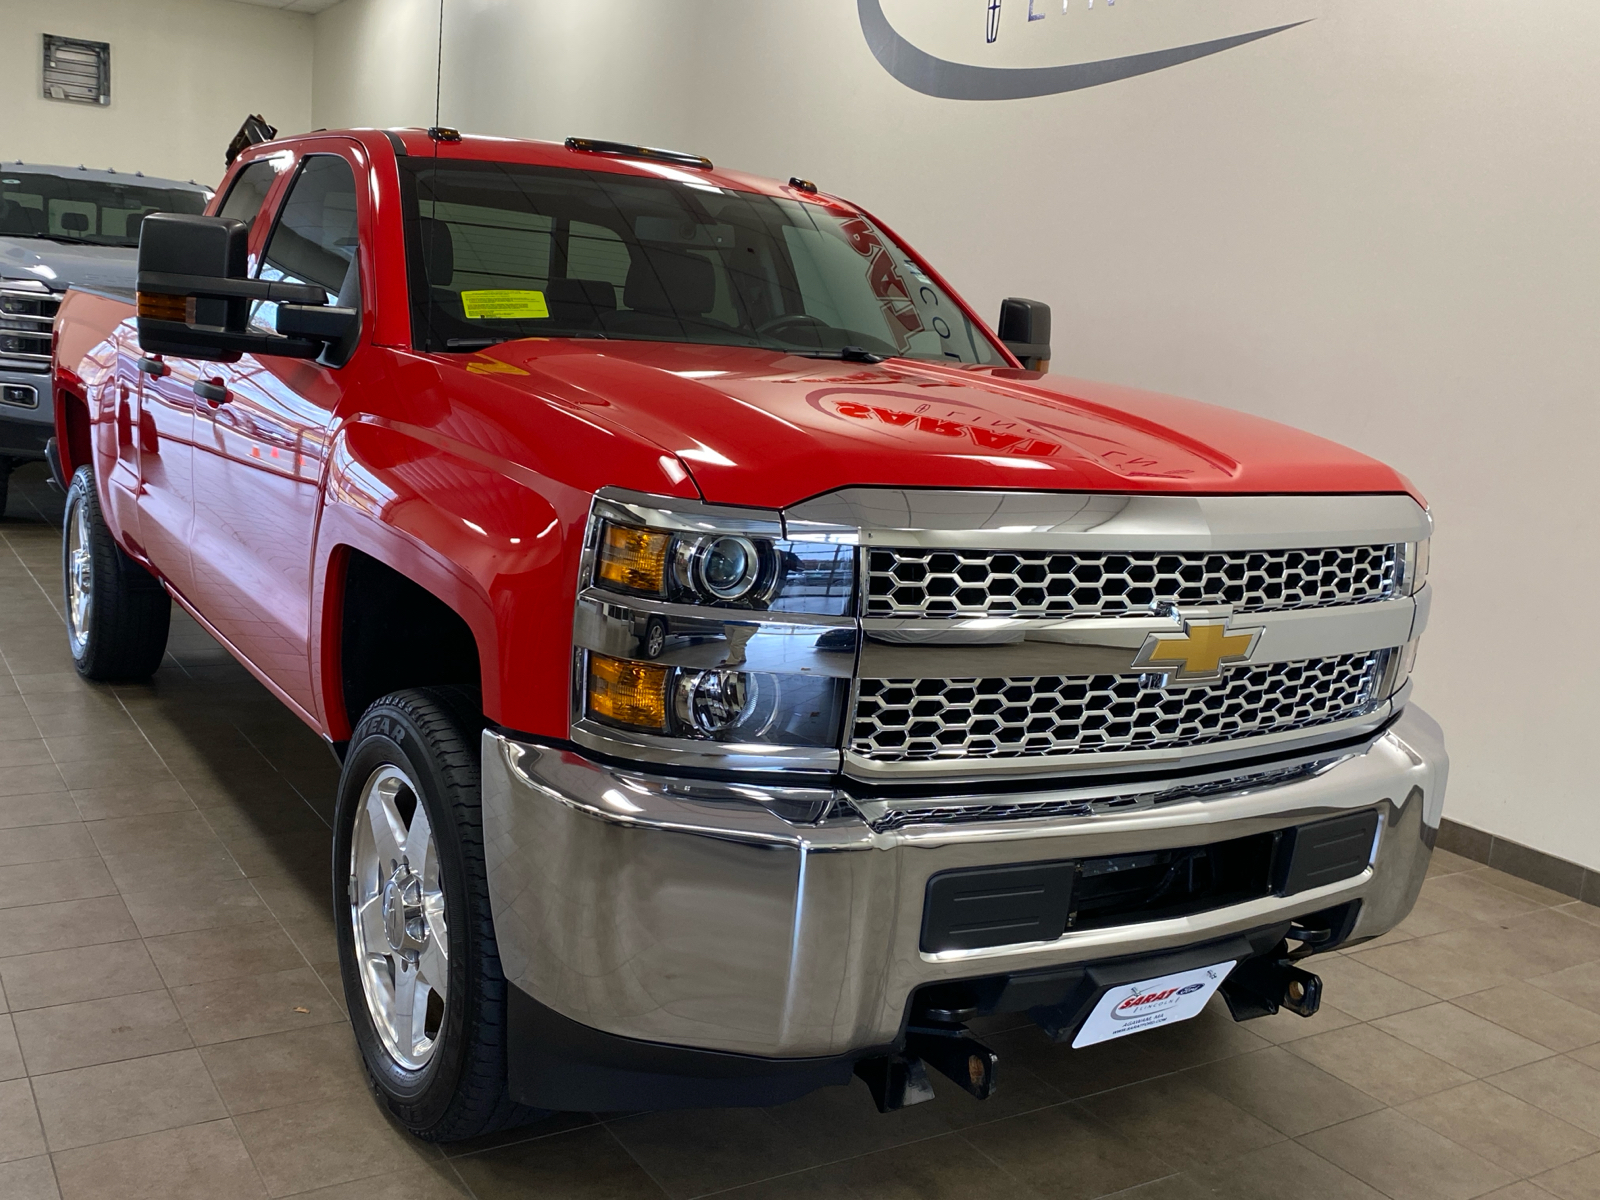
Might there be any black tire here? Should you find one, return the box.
[62,465,171,681]
[333,687,541,1142]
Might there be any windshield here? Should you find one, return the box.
[397,159,1003,364]
[0,172,207,247]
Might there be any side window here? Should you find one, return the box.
[217,160,278,238]
[252,155,361,334]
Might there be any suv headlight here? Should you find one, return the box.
[572,490,858,769]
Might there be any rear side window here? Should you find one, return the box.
[217,160,279,238]
[251,155,361,333]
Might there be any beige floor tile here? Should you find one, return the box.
[1351,928,1528,999]
[0,1077,46,1163]
[958,1103,1176,1200]
[1247,1000,1360,1044]
[0,796,79,830]
[451,1125,672,1199]
[1479,1184,1570,1200]
[234,1094,440,1197]
[720,1130,1054,1200]
[51,1118,267,1199]
[1286,1023,1473,1104]
[0,825,95,869]
[0,1016,22,1080]
[145,921,305,989]
[285,1165,474,1198]
[1188,1139,1385,1200]
[1374,1002,1556,1075]
[0,860,114,911]
[1311,954,1440,1019]
[1558,902,1600,928]
[0,765,68,800]
[0,940,162,1011]
[1456,983,1600,1052]
[1,896,138,960]
[32,1048,226,1151]
[100,844,245,893]
[1074,1073,1283,1166]
[1122,998,1269,1071]
[1575,1043,1600,1070]
[0,1155,60,1200]
[1403,1079,1599,1175]
[1531,963,1600,1017]
[119,876,272,938]
[1469,867,1577,907]
[1491,909,1600,975]
[1423,872,1551,923]
[198,1022,367,1115]
[0,740,54,770]
[1490,1056,1600,1137]
[12,990,191,1074]
[1534,1153,1600,1200]
[606,1105,833,1199]
[1300,1108,1516,1200]
[170,965,341,1044]
[1187,1045,1383,1136]
[68,781,194,821]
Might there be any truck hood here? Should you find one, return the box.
[444,340,1415,508]
[0,236,135,293]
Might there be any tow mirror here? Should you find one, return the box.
[135,213,340,363]
[997,297,1051,372]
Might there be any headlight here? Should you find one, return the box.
[585,652,846,747]
[575,492,858,768]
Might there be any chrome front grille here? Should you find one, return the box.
[850,651,1387,762]
[866,545,1401,619]
[0,286,60,372]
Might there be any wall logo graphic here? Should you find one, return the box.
[859,0,1308,100]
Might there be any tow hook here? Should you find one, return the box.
[1220,941,1324,1021]
[853,1016,1001,1112]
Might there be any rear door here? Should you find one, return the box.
[187,146,366,713]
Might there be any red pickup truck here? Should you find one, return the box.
[51,127,1444,1142]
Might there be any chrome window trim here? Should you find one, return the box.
[783,488,1431,552]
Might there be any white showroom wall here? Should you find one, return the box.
[0,0,314,188]
[311,0,1600,871]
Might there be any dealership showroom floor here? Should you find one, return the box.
[0,463,1594,1196]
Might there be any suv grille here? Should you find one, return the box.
[0,287,60,373]
[866,545,1401,619]
[851,651,1387,762]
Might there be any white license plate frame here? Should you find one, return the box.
[1071,960,1237,1049]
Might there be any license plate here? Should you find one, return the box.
[1071,960,1237,1048]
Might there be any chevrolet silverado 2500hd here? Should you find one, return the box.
[50,128,1443,1141]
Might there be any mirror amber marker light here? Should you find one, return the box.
[598,524,670,594]
[587,653,670,731]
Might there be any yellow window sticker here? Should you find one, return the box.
[460,289,549,320]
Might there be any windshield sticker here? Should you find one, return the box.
[460,290,549,321]
[838,217,925,351]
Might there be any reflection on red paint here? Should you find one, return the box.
[827,399,1061,456]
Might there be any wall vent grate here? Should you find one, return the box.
[42,34,111,106]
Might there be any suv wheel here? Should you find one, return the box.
[333,687,540,1141]
[63,465,171,681]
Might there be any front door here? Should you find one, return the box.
[188,148,366,715]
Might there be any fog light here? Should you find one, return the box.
[586,653,669,731]
[673,669,751,736]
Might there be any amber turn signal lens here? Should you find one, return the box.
[137,292,189,322]
[597,524,669,594]
[587,653,669,732]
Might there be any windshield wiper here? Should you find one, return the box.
[786,345,887,364]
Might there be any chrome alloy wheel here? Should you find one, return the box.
[349,764,449,1071]
[65,493,93,655]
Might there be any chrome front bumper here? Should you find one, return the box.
[482,705,1446,1060]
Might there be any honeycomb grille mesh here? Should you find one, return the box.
[866,545,1401,619]
[851,652,1386,762]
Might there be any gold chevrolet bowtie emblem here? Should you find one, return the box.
[1133,615,1264,686]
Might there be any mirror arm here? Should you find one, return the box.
[136,272,328,307]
